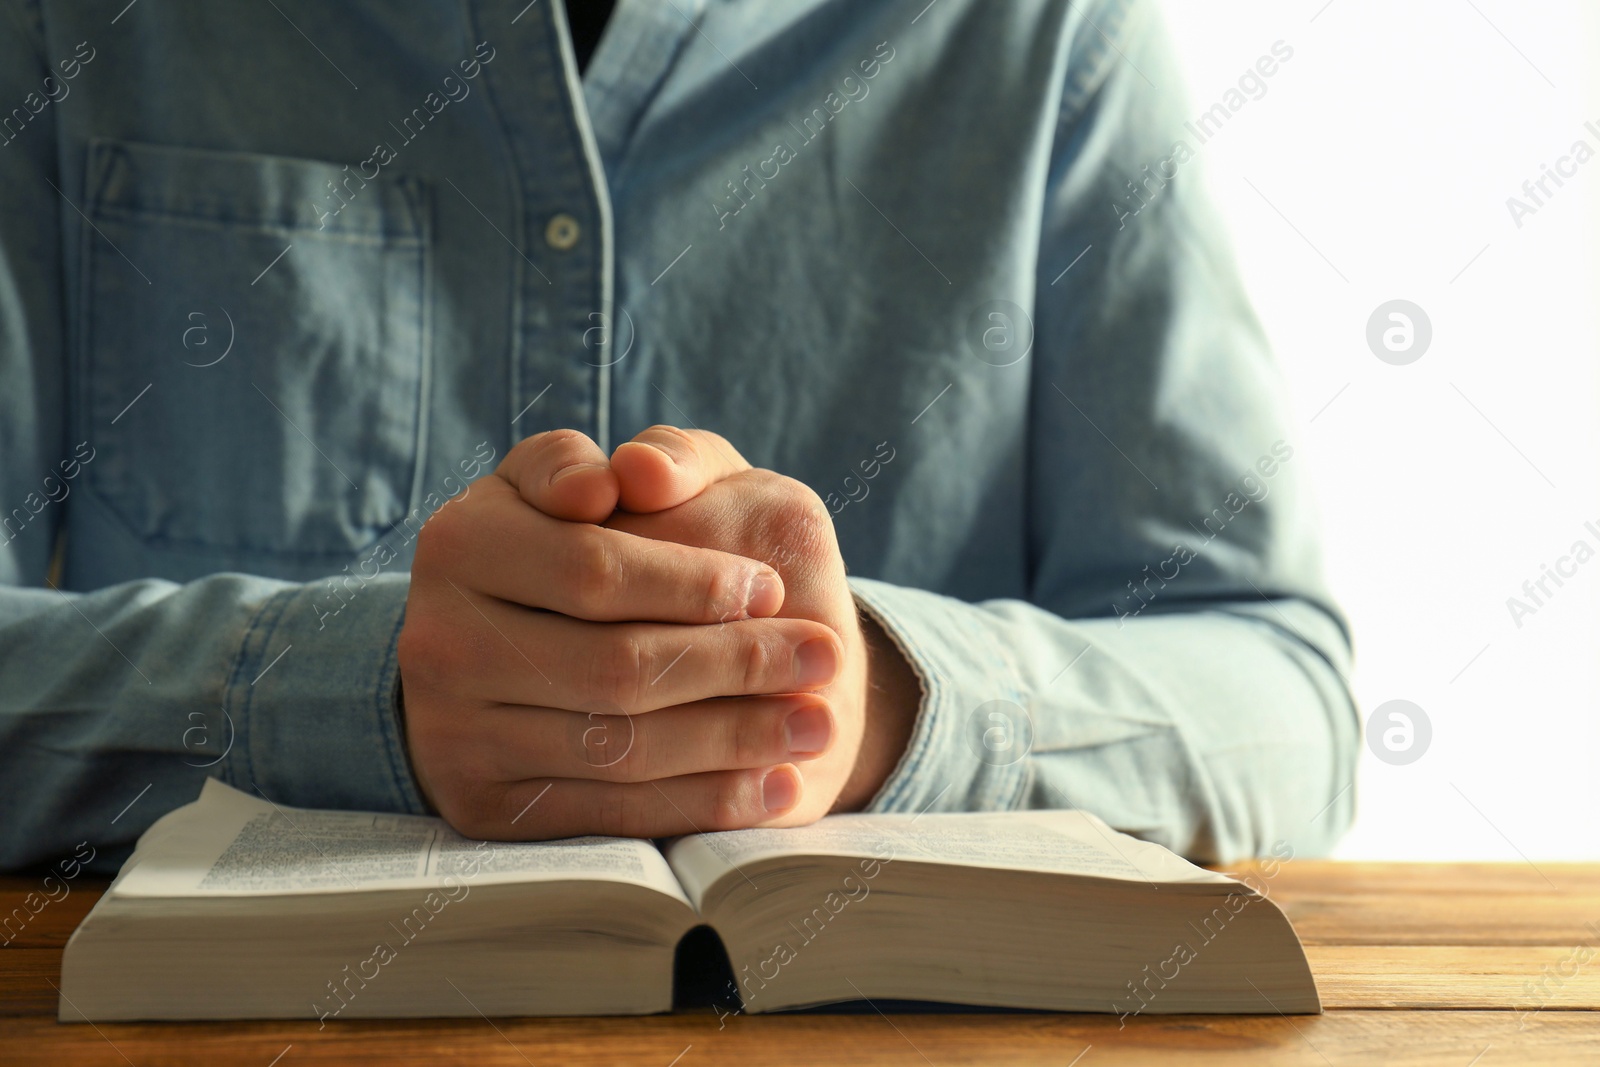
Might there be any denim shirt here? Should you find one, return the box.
[0,0,1357,873]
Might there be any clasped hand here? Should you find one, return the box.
[398,427,919,840]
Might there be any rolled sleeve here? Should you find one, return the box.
[224,571,426,818]
[849,584,1358,864]
[851,576,1032,817]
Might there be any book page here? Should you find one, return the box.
[113,780,688,903]
[666,810,1231,907]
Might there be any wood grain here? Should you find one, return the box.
[5,864,1600,1064]
[1221,861,1600,945]
[1,1011,1594,1066]
[1305,946,1600,1010]
[0,882,101,949]
[0,949,61,1017]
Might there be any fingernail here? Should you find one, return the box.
[762,767,800,812]
[784,705,832,756]
[551,462,605,485]
[744,571,783,617]
[793,638,838,687]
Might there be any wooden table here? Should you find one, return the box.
[4,862,1598,1065]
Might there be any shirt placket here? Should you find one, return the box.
[472,0,614,450]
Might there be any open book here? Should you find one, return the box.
[60,780,1318,1021]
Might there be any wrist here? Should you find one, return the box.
[834,609,922,811]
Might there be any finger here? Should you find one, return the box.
[418,477,784,623]
[469,764,805,839]
[407,590,843,712]
[478,694,834,783]
[611,425,750,513]
[605,468,846,612]
[496,429,620,523]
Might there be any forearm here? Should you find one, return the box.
[0,573,422,873]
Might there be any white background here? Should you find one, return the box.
[1161,0,1600,860]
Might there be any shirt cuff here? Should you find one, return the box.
[221,571,428,816]
[848,576,1031,816]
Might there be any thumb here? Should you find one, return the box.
[495,429,620,523]
[611,426,750,513]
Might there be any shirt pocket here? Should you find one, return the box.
[77,138,431,563]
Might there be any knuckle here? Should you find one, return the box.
[532,428,590,457]
[613,718,648,781]
[741,633,783,693]
[500,433,541,471]
[505,429,593,492]
[754,474,832,564]
[596,787,628,835]
[584,711,644,781]
[589,630,646,709]
[413,505,467,570]
[568,528,624,612]
[505,431,559,475]
[707,775,751,831]
[641,424,698,455]
[702,560,747,622]
[397,613,457,689]
[703,431,745,466]
[598,786,651,838]
[435,785,500,840]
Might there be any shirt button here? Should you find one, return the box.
[545,213,581,251]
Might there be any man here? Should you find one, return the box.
[0,0,1357,873]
